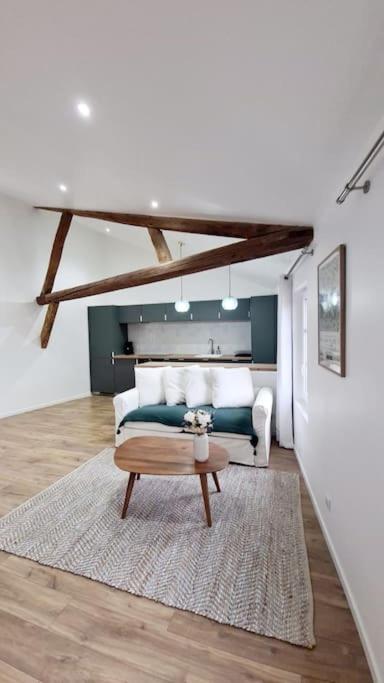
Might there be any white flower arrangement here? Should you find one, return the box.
[183,409,213,435]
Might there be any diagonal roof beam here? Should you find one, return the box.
[38,210,72,348]
[40,211,72,295]
[35,206,312,241]
[147,228,172,262]
[37,227,313,305]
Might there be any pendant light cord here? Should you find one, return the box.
[179,242,184,300]
[228,264,232,297]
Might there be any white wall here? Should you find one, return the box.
[0,193,109,417]
[292,161,384,681]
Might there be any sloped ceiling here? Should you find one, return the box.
[1,0,384,283]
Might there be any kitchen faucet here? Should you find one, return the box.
[208,338,214,354]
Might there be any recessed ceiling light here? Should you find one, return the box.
[150,199,159,209]
[59,184,67,192]
[77,101,91,118]
[105,227,110,233]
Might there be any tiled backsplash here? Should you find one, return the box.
[127,321,252,355]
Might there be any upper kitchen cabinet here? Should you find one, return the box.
[165,302,191,322]
[220,298,250,321]
[190,300,221,321]
[141,303,167,322]
[118,305,142,323]
[88,306,126,357]
[250,295,277,363]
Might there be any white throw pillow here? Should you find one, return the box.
[164,366,186,406]
[134,367,166,407]
[210,367,254,408]
[185,366,212,407]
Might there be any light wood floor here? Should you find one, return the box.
[0,396,372,683]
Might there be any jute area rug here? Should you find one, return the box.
[0,448,315,648]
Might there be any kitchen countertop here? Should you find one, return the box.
[135,361,277,371]
[114,353,253,361]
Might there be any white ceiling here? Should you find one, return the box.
[1,0,384,275]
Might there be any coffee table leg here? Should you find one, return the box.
[199,474,212,527]
[136,473,141,480]
[211,471,220,492]
[121,472,136,519]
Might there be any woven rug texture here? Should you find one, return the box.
[0,448,315,647]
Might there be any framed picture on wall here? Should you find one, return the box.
[318,244,346,376]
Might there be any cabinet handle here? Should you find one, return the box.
[218,311,221,319]
[139,314,143,323]
[248,310,250,318]
[111,351,115,366]
[164,313,167,321]
[190,313,193,320]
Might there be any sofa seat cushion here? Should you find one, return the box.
[121,421,180,434]
[118,404,258,444]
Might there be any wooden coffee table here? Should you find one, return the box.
[114,436,229,527]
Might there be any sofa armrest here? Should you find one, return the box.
[252,386,273,467]
[113,388,139,433]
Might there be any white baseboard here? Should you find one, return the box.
[0,393,92,419]
[294,445,382,683]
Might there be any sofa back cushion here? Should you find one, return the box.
[134,366,166,407]
[164,366,186,406]
[185,366,211,407]
[211,367,254,408]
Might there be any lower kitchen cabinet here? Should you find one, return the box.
[90,357,136,395]
[114,359,136,394]
[90,356,115,394]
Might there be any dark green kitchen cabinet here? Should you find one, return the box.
[89,357,115,393]
[220,298,250,321]
[250,295,277,363]
[118,305,142,323]
[88,306,127,393]
[114,359,136,394]
[165,302,191,322]
[190,300,221,321]
[88,306,126,357]
[141,303,166,322]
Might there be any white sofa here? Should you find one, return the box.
[113,368,274,467]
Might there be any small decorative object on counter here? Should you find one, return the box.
[183,409,213,462]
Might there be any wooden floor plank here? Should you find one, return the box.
[0,610,155,683]
[166,610,370,682]
[0,566,69,629]
[0,658,40,683]
[0,396,373,683]
[51,598,301,683]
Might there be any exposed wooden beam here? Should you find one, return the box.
[40,303,59,348]
[35,206,312,241]
[39,211,72,349]
[147,228,172,263]
[36,228,313,305]
[40,211,72,295]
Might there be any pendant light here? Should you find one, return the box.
[174,242,190,313]
[221,264,238,310]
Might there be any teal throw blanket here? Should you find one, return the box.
[118,404,258,447]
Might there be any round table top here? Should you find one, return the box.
[114,436,229,475]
